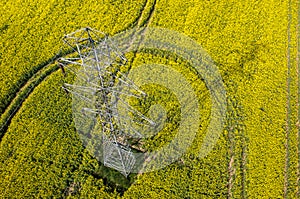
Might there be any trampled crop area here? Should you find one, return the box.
[0,0,299,198]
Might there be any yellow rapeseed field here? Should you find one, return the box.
[0,0,298,198]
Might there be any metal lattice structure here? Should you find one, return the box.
[58,27,154,177]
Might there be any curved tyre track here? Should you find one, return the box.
[0,60,60,139]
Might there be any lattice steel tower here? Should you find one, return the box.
[58,27,154,177]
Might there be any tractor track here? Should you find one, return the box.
[126,0,157,56]
[225,95,247,199]
[0,55,61,139]
[0,53,62,116]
